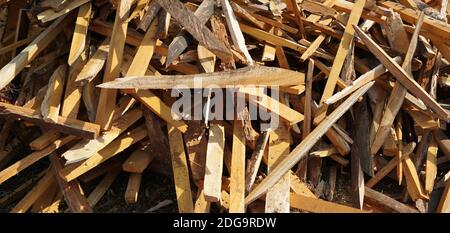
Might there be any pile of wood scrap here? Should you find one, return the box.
[0,0,449,213]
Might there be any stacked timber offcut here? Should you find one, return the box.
[0,0,449,213]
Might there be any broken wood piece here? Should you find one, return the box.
[324,57,402,105]
[29,130,61,151]
[87,168,120,207]
[95,0,133,130]
[166,0,216,66]
[317,0,366,122]
[204,124,225,202]
[0,135,76,185]
[168,125,194,213]
[353,25,449,121]
[60,125,148,182]
[10,170,55,213]
[370,12,424,156]
[364,187,419,213]
[41,64,67,123]
[98,66,305,89]
[74,39,109,86]
[156,0,232,62]
[290,193,367,213]
[366,142,416,188]
[265,117,290,213]
[37,0,89,23]
[425,138,438,194]
[229,119,246,213]
[122,147,155,173]
[239,23,333,60]
[0,13,74,91]
[221,0,253,64]
[245,130,271,193]
[245,81,374,205]
[62,108,142,164]
[125,172,142,204]
[68,2,91,66]
[0,102,99,139]
[49,154,92,213]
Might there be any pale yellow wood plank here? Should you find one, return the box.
[204,124,225,202]
[229,120,246,213]
[168,125,194,213]
[96,0,133,130]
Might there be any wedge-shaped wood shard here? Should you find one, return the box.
[41,64,67,123]
[68,2,91,66]
[98,66,304,89]
[75,40,109,85]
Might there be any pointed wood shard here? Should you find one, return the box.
[98,66,304,89]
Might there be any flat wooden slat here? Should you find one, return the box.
[168,125,194,213]
[68,2,91,65]
[0,102,99,139]
[204,124,225,202]
[95,0,133,130]
[0,13,74,91]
